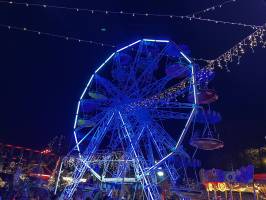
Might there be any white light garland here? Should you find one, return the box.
[0,0,260,29]
[204,25,266,72]
[186,0,237,17]
[0,23,116,47]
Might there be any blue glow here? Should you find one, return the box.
[80,74,95,100]
[81,159,102,181]
[180,52,192,63]
[74,100,81,127]
[191,64,198,105]
[157,171,164,177]
[176,107,196,148]
[146,152,174,173]
[73,114,78,129]
[54,161,63,194]
[73,131,80,152]
[116,40,141,52]
[76,101,81,114]
[118,112,154,200]
[94,53,115,73]
[74,73,95,153]
[143,39,169,43]
[76,112,114,150]
[63,39,202,199]
[147,126,175,181]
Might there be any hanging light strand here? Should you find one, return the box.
[205,24,266,72]
[186,0,237,17]
[0,23,116,48]
[0,0,261,29]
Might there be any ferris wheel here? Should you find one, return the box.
[59,39,219,199]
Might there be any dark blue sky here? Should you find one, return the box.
[0,0,265,155]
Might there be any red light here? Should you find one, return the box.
[41,148,52,155]
[29,173,51,180]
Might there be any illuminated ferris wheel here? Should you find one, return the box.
[59,39,221,199]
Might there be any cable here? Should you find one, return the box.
[0,23,116,48]
[0,0,261,29]
[186,0,238,17]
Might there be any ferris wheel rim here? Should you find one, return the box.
[72,39,198,163]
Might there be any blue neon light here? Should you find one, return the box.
[80,74,95,100]
[116,40,141,52]
[118,112,154,200]
[73,131,80,152]
[176,108,196,147]
[180,52,192,64]
[143,39,169,43]
[94,53,115,73]
[191,64,198,105]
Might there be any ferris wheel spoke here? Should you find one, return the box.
[129,75,172,98]
[124,42,144,91]
[144,133,156,166]
[78,99,110,117]
[126,94,193,113]
[128,81,192,111]
[149,121,176,149]
[147,78,191,102]
[111,126,146,181]
[61,112,114,198]
[148,123,189,161]
[76,111,105,129]
[82,112,115,157]
[147,102,195,110]
[150,110,191,121]
[94,74,124,98]
[74,112,110,151]
[142,134,158,183]
[127,44,170,96]
[146,126,179,183]
[137,44,170,88]
[118,112,153,174]
[142,77,172,98]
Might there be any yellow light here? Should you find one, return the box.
[262,157,266,166]
[62,177,87,183]
[218,182,227,192]
[207,183,214,191]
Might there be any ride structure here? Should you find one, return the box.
[58,39,220,199]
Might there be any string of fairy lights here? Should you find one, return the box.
[186,0,237,17]
[0,0,265,74]
[0,24,116,48]
[0,0,261,29]
[204,25,266,72]
[0,0,238,19]
[1,22,265,74]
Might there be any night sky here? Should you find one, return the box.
[0,0,266,161]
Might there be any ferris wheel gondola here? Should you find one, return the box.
[188,89,218,104]
[190,137,224,151]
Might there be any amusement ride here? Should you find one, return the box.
[54,39,223,199]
